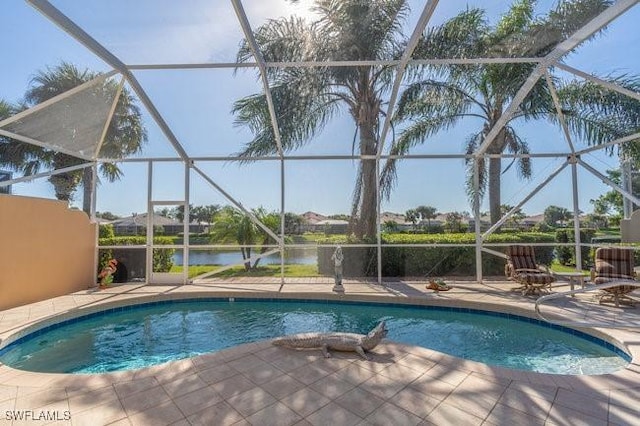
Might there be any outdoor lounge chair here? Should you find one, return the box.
[592,247,637,307]
[505,245,556,296]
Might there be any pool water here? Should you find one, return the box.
[0,300,629,375]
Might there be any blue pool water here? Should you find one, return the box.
[0,300,629,375]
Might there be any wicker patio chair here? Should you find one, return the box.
[592,247,637,307]
[505,245,556,296]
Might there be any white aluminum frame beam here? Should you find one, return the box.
[0,162,92,187]
[94,76,126,159]
[576,131,640,156]
[230,0,284,158]
[0,129,94,161]
[475,0,638,157]
[482,160,570,239]
[376,0,439,285]
[544,71,576,154]
[99,152,571,164]
[192,163,283,244]
[556,63,640,102]
[126,57,544,71]
[579,158,640,207]
[377,0,439,156]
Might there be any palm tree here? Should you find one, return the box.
[415,205,437,230]
[0,99,48,181]
[404,208,418,231]
[387,0,640,225]
[0,62,147,213]
[501,204,526,228]
[232,0,408,239]
[210,206,280,271]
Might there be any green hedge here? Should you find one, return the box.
[555,229,596,269]
[317,232,556,277]
[98,224,115,238]
[98,236,175,274]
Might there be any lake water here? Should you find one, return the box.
[173,247,317,266]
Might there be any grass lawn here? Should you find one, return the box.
[549,260,590,275]
[171,264,320,278]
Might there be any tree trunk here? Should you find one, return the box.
[487,124,507,226]
[359,159,377,239]
[488,156,502,225]
[82,167,94,215]
[241,247,251,271]
[352,76,379,240]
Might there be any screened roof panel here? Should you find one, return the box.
[412,0,614,61]
[0,75,119,160]
[50,0,244,65]
[284,159,360,217]
[560,4,640,75]
[245,0,419,63]
[191,160,281,214]
[132,68,264,157]
[1,0,637,230]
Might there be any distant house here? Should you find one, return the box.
[381,211,412,231]
[314,219,349,234]
[109,213,208,236]
[522,214,545,229]
[300,211,326,232]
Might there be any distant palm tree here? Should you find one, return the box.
[387,0,640,225]
[209,206,280,271]
[416,205,437,229]
[405,208,418,231]
[0,62,147,213]
[232,0,409,239]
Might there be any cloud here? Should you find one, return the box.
[117,0,319,64]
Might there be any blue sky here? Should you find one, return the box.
[1,0,639,218]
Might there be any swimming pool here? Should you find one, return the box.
[0,299,629,375]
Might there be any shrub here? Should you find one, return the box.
[98,236,175,275]
[555,230,571,265]
[98,224,115,238]
[555,229,596,268]
[317,232,556,277]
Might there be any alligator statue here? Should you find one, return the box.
[272,321,388,360]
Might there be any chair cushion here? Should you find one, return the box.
[594,274,634,284]
[595,247,635,277]
[516,272,555,285]
[601,285,636,295]
[507,246,539,271]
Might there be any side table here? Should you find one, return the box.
[555,271,587,296]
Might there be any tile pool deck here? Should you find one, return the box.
[1,278,640,426]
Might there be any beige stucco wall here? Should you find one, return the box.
[0,194,96,311]
[621,209,640,243]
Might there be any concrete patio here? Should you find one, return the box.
[1,278,640,425]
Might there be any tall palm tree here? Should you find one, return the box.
[0,62,147,213]
[232,0,408,239]
[387,0,640,225]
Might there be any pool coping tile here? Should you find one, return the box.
[0,281,639,425]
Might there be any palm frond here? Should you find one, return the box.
[380,112,467,200]
[557,75,640,154]
[464,131,488,205]
[503,125,532,180]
